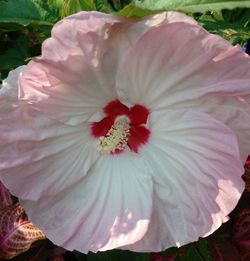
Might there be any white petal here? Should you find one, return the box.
[20,153,153,252]
[124,109,245,252]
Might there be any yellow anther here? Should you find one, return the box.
[97,118,130,153]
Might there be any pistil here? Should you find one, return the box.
[97,118,130,153]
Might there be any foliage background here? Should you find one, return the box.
[0,0,249,260]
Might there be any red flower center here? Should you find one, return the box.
[91,99,150,154]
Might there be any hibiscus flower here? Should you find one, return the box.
[0,11,250,253]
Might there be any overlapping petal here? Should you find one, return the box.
[0,65,25,101]
[19,12,197,126]
[117,22,250,106]
[116,22,250,162]
[124,110,245,251]
[0,10,249,254]
[125,11,197,44]
[20,153,153,253]
[0,68,99,201]
[19,12,122,126]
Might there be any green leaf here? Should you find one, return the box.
[238,8,250,26]
[0,0,58,27]
[86,250,149,261]
[111,0,122,10]
[0,34,29,71]
[133,0,250,13]
[74,250,88,261]
[118,3,157,17]
[79,0,96,10]
[58,0,96,18]
[195,238,212,261]
[198,14,250,43]
[0,23,23,32]
[80,0,112,13]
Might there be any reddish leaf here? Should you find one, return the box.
[233,208,250,261]
[0,203,46,259]
[243,156,250,192]
[149,251,185,261]
[165,252,185,261]
[149,253,165,261]
[25,242,47,261]
[49,246,67,261]
[245,155,250,165]
[50,256,65,261]
[209,238,240,261]
[0,182,12,209]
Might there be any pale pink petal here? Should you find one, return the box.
[116,22,250,162]
[0,69,99,201]
[200,95,250,163]
[0,109,98,200]
[19,12,197,126]
[19,12,122,125]
[1,13,249,254]
[123,110,245,252]
[117,22,250,107]
[105,11,197,70]
[20,153,153,253]
[124,11,197,44]
[0,65,26,101]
